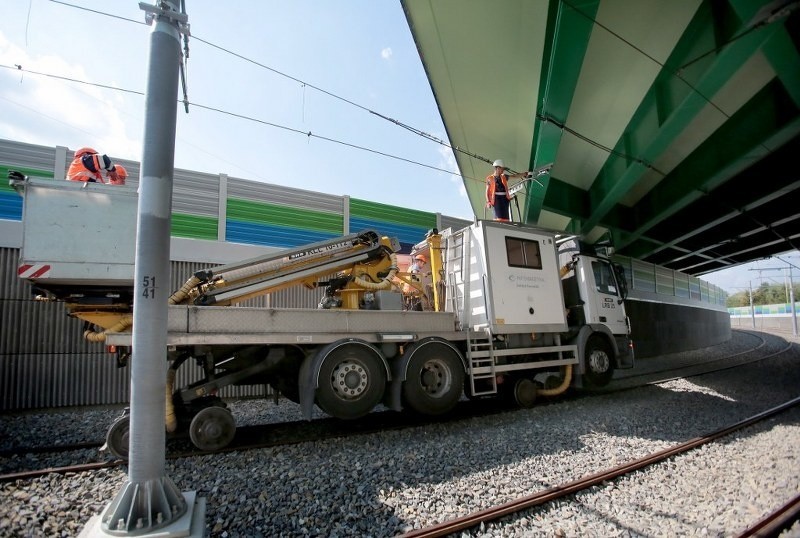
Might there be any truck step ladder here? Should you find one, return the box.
[444,226,498,396]
[444,228,467,328]
[466,325,498,396]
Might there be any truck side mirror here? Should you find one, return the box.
[612,262,628,301]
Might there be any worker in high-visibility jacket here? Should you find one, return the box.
[407,254,432,310]
[108,165,127,185]
[66,147,124,184]
[485,159,529,222]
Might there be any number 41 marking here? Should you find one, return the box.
[142,276,157,299]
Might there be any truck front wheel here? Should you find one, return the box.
[316,343,386,419]
[584,335,614,388]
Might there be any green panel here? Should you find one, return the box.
[227,198,342,233]
[526,0,599,223]
[579,2,779,235]
[542,177,589,217]
[762,28,800,108]
[622,80,800,255]
[730,1,800,106]
[0,166,53,192]
[350,198,435,228]
[545,176,634,238]
[171,213,217,240]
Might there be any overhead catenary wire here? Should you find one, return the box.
[0,62,486,186]
[46,0,496,170]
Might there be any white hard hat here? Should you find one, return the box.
[492,159,505,168]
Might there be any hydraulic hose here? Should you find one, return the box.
[537,365,573,397]
[352,252,399,290]
[169,274,201,305]
[165,365,178,433]
[83,314,133,342]
[165,355,188,433]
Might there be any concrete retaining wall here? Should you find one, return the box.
[626,299,732,358]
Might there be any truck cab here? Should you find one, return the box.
[560,245,634,388]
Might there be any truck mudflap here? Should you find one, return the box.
[615,334,635,369]
[299,339,391,421]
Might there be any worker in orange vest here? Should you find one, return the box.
[67,147,125,184]
[486,159,529,222]
[108,165,127,185]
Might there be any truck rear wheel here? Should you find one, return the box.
[584,334,614,388]
[402,341,464,415]
[316,343,386,419]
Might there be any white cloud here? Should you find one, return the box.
[381,47,393,60]
[0,30,141,160]
[437,145,464,195]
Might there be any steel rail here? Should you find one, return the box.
[736,493,800,537]
[401,395,800,538]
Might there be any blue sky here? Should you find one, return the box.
[699,255,800,297]
[0,0,470,218]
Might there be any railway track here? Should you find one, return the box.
[0,330,791,483]
[0,400,513,482]
[401,395,800,538]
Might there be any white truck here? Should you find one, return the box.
[12,175,634,455]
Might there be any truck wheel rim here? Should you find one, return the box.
[589,350,609,373]
[420,358,452,397]
[330,359,368,400]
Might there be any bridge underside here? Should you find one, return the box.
[402,0,800,276]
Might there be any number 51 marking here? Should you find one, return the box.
[142,275,157,299]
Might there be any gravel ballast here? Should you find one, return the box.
[1,328,799,537]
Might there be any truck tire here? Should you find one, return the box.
[402,341,464,415]
[584,334,614,388]
[316,343,386,420]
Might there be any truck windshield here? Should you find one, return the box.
[591,261,618,296]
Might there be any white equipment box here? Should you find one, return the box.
[16,177,137,286]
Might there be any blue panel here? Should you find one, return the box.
[0,193,22,221]
[396,242,415,254]
[349,217,429,246]
[226,220,337,248]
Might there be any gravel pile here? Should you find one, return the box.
[1,329,799,537]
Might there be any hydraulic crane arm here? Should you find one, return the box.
[171,230,400,307]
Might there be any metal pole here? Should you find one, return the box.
[83,2,203,536]
[749,281,756,329]
[790,266,798,336]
